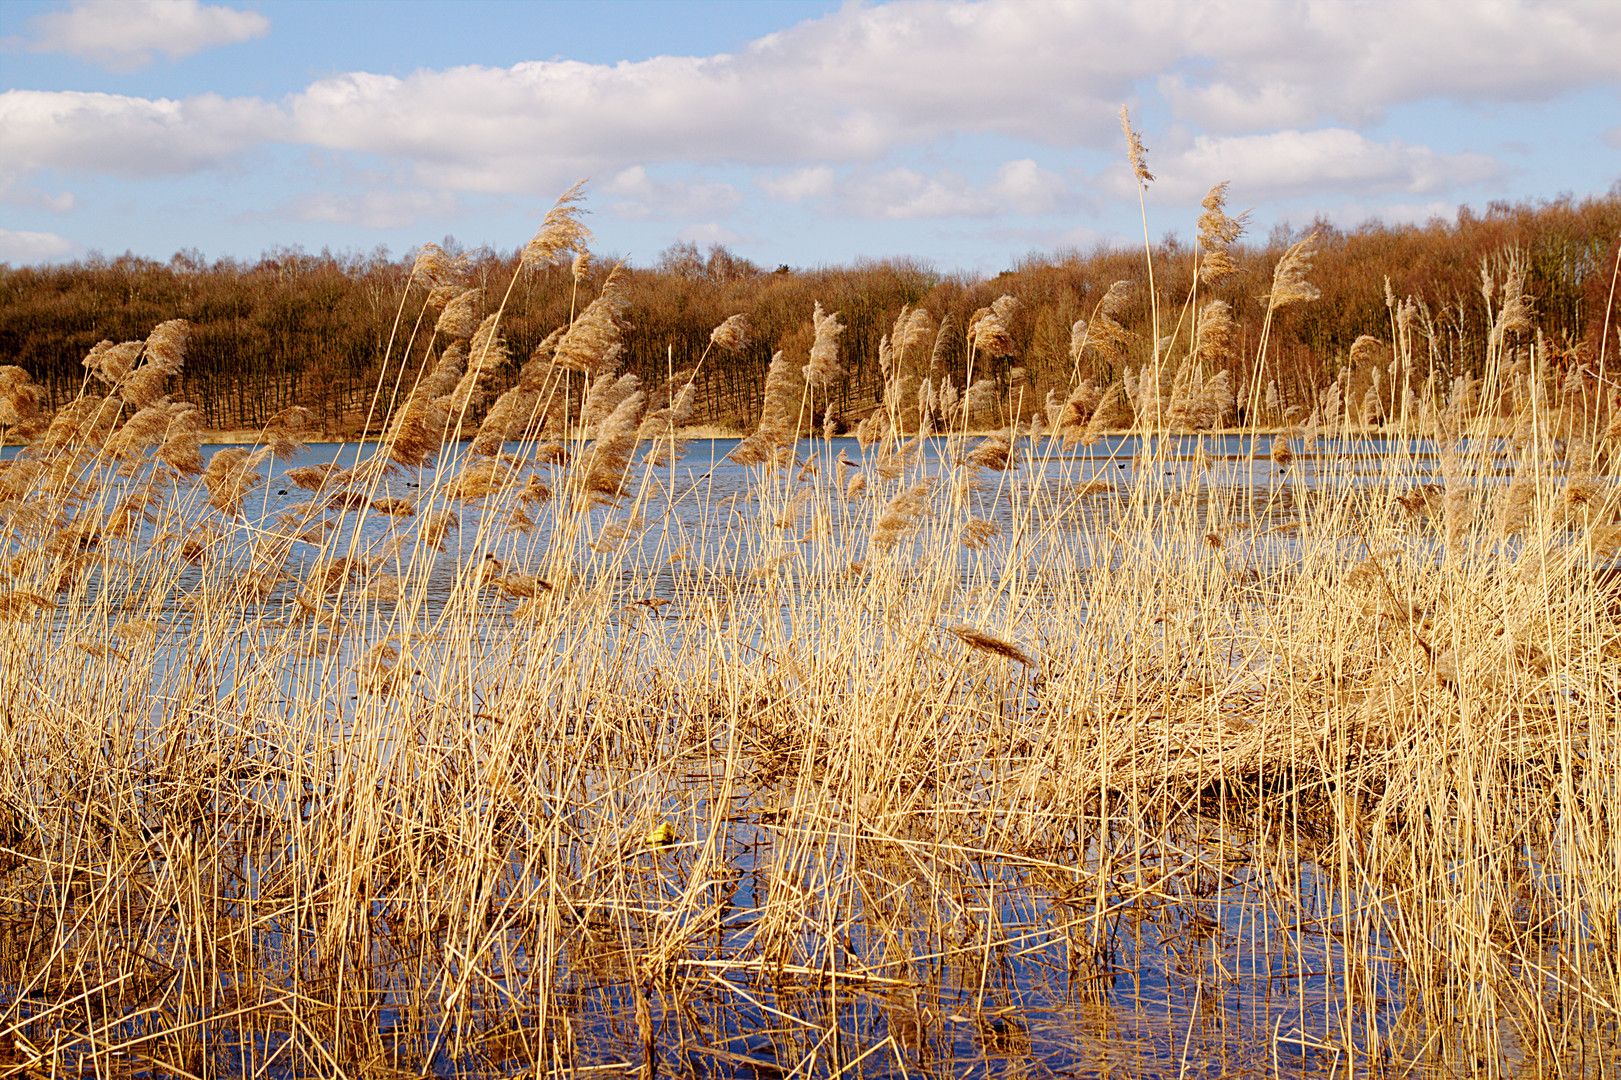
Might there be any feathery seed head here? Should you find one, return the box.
[1192,300,1238,370]
[1349,335,1384,370]
[901,306,936,356]
[581,390,645,498]
[709,313,750,354]
[518,326,568,390]
[946,624,1038,668]
[1196,182,1250,288]
[0,366,45,430]
[958,517,1000,550]
[1069,319,1089,367]
[421,511,458,550]
[1118,106,1154,185]
[554,262,632,376]
[201,446,269,517]
[472,387,542,455]
[469,313,510,368]
[581,372,640,435]
[117,320,190,408]
[83,340,142,388]
[1270,435,1293,471]
[966,435,1014,471]
[1099,280,1133,319]
[961,378,998,426]
[967,308,1015,359]
[264,405,315,459]
[143,319,189,370]
[1265,231,1322,311]
[40,395,119,452]
[522,179,593,270]
[410,242,452,287]
[804,301,846,389]
[1491,254,1534,345]
[434,288,484,340]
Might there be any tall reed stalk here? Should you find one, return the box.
[1,179,1617,1080]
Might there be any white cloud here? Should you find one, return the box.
[817,161,1077,220]
[1143,129,1505,203]
[757,166,836,203]
[0,178,76,212]
[675,223,752,247]
[986,160,1073,215]
[0,228,79,263]
[0,89,283,180]
[988,222,1115,255]
[840,168,993,219]
[1317,199,1459,229]
[22,0,269,73]
[264,0,1617,191]
[604,167,741,221]
[284,189,458,230]
[1158,1,1621,132]
[0,0,1611,226]
[753,160,1079,220]
[1052,224,1115,252]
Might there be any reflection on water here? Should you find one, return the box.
[3,430,1464,621]
[4,429,1608,1079]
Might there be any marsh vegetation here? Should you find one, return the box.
[1,165,1619,1078]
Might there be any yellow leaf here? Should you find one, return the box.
[645,822,676,846]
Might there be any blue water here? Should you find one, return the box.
[4,430,1587,1078]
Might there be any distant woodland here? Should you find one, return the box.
[2,192,1618,436]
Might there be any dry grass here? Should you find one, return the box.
[0,185,1618,1080]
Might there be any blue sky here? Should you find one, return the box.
[2,0,1618,274]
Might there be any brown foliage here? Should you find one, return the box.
[2,193,1616,438]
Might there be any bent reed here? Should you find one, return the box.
[1,178,1618,1079]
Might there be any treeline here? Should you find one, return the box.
[2,192,1617,435]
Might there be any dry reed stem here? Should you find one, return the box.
[2,186,1617,1080]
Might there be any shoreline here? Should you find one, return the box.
[6,424,1418,449]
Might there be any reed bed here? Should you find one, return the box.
[1,184,1618,1079]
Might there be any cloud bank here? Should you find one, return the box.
[0,227,79,262]
[18,0,269,72]
[1,0,1615,259]
[7,1,1615,198]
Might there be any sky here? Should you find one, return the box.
[1,0,1618,275]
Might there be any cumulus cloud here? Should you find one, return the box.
[756,166,836,203]
[0,179,76,213]
[1157,1,1621,131]
[282,189,459,230]
[990,222,1115,255]
[761,161,1076,220]
[264,0,1618,189]
[1141,129,1505,203]
[604,167,742,221]
[1317,199,1460,229]
[841,168,994,219]
[20,0,269,73]
[675,222,753,247]
[0,228,79,264]
[1,0,1612,241]
[837,161,1079,219]
[986,160,1074,215]
[5,0,1595,195]
[0,89,283,180]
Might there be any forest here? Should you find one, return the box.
[2,190,1617,437]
